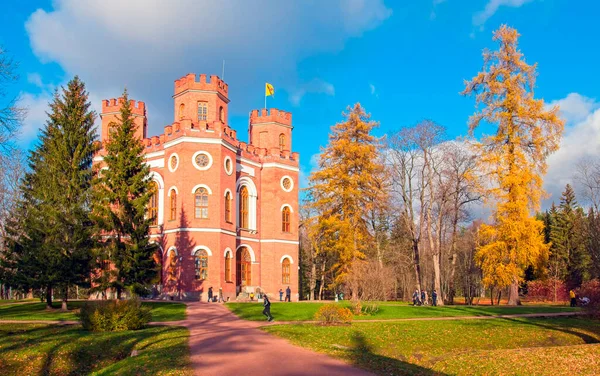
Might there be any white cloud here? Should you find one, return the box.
[27,73,44,88]
[547,93,599,124]
[473,0,534,27]
[299,152,322,189]
[289,79,335,106]
[25,0,390,137]
[543,94,600,208]
[18,91,52,143]
[369,83,376,95]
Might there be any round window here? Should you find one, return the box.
[192,151,213,171]
[224,157,233,175]
[281,176,293,192]
[195,154,209,168]
[168,153,180,172]
[170,155,177,169]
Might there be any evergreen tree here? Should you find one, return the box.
[587,207,600,280]
[3,77,97,309]
[550,184,590,289]
[307,103,385,294]
[93,90,157,298]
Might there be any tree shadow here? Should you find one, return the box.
[348,331,446,375]
[501,316,600,345]
[172,207,197,300]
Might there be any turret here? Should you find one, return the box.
[172,73,230,128]
[100,98,147,144]
[249,108,293,155]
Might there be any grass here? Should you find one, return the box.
[0,323,192,375]
[0,299,36,306]
[226,301,580,321]
[264,317,600,375]
[0,301,186,322]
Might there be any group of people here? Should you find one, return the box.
[412,289,438,306]
[569,289,590,307]
[206,287,226,303]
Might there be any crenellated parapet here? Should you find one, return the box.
[249,108,292,126]
[174,73,228,98]
[101,98,146,116]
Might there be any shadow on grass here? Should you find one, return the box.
[0,324,190,375]
[502,317,600,345]
[348,331,445,376]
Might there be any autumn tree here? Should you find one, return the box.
[462,25,564,305]
[0,47,25,152]
[307,103,385,296]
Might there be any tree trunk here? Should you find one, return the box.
[507,277,521,305]
[61,285,69,312]
[310,260,317,301]
[116,285,122,300]
[497,290,502,305]
[412,240,423,292]
[318,261,326,300]
[45,286,53,309]
[490,287,494,306]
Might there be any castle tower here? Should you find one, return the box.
[100,98,147,144]
[249,109,293,154]
[173,73,229,129]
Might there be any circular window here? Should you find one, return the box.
[281,176,294,192]
[224,156,233,175]
[192,151,213,171]
[168,154,179,172]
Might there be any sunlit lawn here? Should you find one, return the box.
[0,301,186,322]
[0,323,192,375]
[264,317,600,375]
[226,301,580,322]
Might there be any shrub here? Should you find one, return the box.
[314,304,353,325]
[361,303,380,315]
[526,279,569,302]
[79,298,152,331]
[350,300,362,316]
[577,279,600,317]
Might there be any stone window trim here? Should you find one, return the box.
[224,189,233,223]
[235,177,258,231]
[224,156,233,175]
[147,172,165,226]
[192,151,213,171]
[224,248,233,283]
[280,175,294,192]
[168,153,180,172]
[192,246,212,281]
[281,204,292,233]
[169,188,177,221]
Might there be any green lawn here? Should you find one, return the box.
[0,323,192,375]
[264,317,600,375]
[0,299,36,306]
[226,301,580,321]
[0,301,186,322]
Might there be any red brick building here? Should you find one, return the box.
[94,73,299,301]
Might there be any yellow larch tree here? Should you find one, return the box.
[462,25,564,305]
[307,103,385,295]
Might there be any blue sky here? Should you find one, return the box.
[2,0,599,205]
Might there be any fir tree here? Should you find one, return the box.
[93,90,158,298]
[3,77,97,309]
[550,184,590,289]
[307,103,385,294]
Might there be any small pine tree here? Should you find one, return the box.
[93,90,158,298]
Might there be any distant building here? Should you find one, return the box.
[94,73,299,301]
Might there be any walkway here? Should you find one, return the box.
[170,302,373,376]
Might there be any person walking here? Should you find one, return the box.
[285,286,291,302]
[432,289,438,307]
[570,290,577,307]
[421,290,426,306]
[263,293,274,321]
[208,287,213,303]
[423,290,429,306]
[412,290,419,306]
[218,287,223,303]
[279,288,284,301]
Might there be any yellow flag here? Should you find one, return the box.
[265,83,275,97]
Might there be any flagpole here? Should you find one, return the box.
[265,92,267,109]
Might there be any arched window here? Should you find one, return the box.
[148,182,158,226]
[169,189,177,221]
[282,258,291,284]
[279,133,285,152]
[282,206,291,233]
[225,191,232,223]
[178,103,185,120]
[239,186,249,228]
[225,251,232,282]
[107,122,117,141]
[195,187,209,219]
[194,250,208,280]
[197,102,208,121]
[219,106,224,122]
[237,248,251,286]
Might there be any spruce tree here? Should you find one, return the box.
[93,90,157,298]
[550,184,590,289]
[3,77,97,309]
